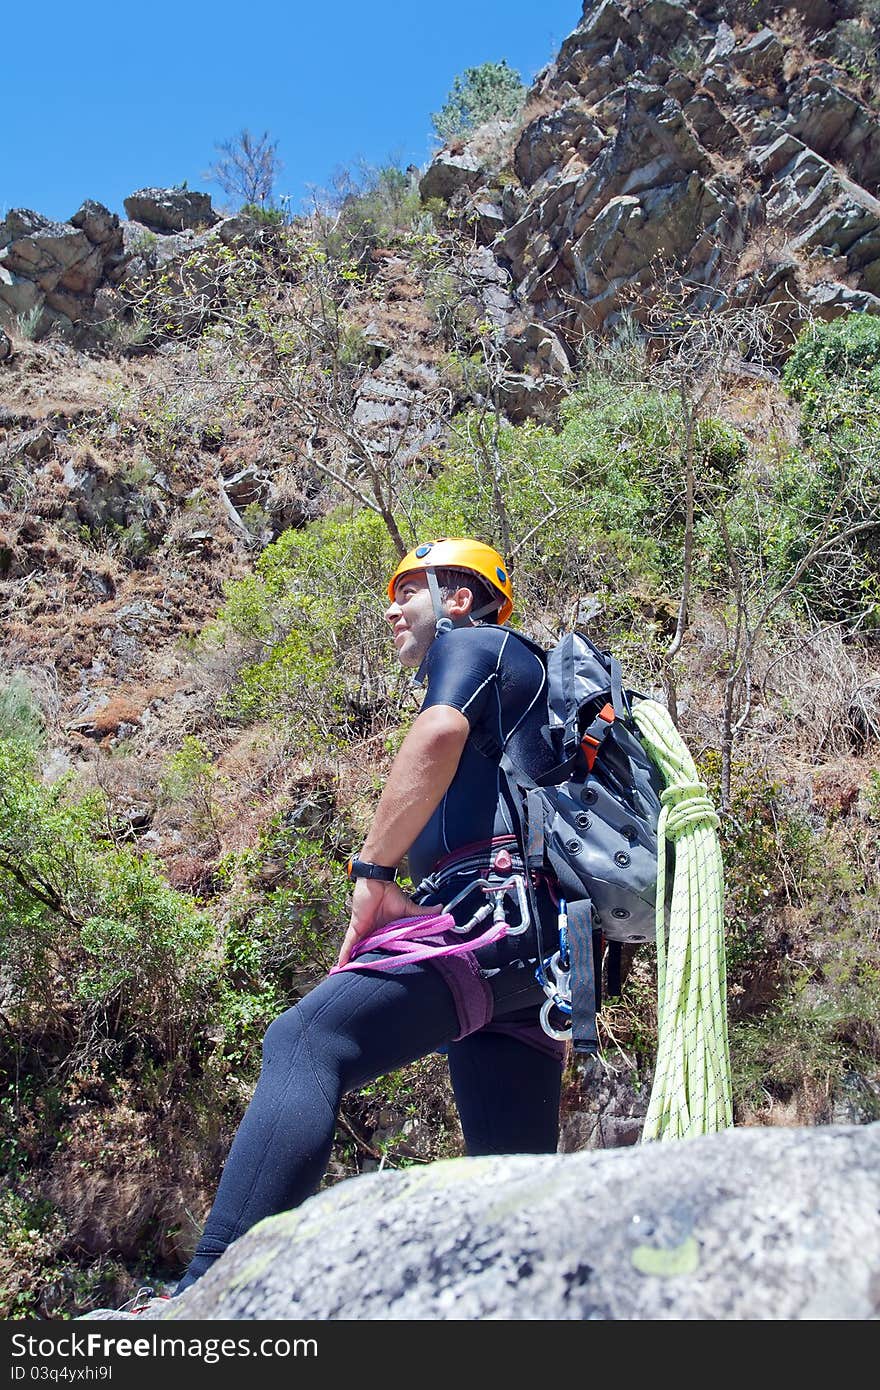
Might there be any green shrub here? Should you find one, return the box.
[768,321,880,623]
[160,736,228,841]
[0,737,217,1063]
[316,163,424,263]
[782,314,880,427]
[431,60,526,141]
[0,675,45,749]
[240,203,286,225]
[212,507,400,742]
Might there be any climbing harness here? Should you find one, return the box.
[444,872,531,937]
[330,871,530,976]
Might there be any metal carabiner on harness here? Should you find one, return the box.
[442,873,531,937]
[536,900,574,1041]
[537,948,573,1041]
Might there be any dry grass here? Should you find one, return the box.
[757,624,880,758]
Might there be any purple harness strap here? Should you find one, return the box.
[329,911,503,1041]
[329,913,565,1060]
[329,912,508,972]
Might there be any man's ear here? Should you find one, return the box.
[446,586,474,619]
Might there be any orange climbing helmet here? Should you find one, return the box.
[388,538,514,624]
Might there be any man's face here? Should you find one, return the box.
[385,571,439,669]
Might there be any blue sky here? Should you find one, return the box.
[4,0,581,225]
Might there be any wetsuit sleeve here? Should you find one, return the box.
[419,628,507,729]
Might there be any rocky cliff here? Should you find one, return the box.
[5,5,880,365]
[424,0,880,356]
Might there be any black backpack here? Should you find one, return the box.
[502,629,668,1054]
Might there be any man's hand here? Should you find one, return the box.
[337,877,423,967]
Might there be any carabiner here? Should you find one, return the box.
[443,874,531,936]
[539,996,572,1041]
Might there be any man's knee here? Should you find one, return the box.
[262,1003,307,1062]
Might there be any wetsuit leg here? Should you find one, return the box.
[446,1028,563,1155]
[176,960,461,1292]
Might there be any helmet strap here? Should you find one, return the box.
[426,569,455,635]
[426,569,500,635]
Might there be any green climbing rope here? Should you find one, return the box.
[631,698,733,1142]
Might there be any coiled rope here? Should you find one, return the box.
[630,698,733,1142]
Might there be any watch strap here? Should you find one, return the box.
[347,857,396,882]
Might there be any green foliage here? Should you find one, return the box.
[731,989,850,1115]
[0,675,45,749]
[240,202,285,225]
[731,908,880,1123]
[160,736,228,840]
[431,60,526,141]
[129,227,158,257]
[212,507,400,742]
[702,751,815,930]
[775,315,880,622]
[0,1189,69,1318]
[316,163,425,263]
[0,737,217,1061]
[14,305,43,341]
[211,804,351,1064]
[782,314,880,426]
[712,752,880,1121]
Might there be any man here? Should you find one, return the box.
[175,538,563,1295]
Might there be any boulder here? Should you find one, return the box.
[70,200,122,252]
[731,28,785,83]
[0,210,102,295]
[502,321,570,379]
[218,465,272,512]
[639,0,691,39]
[469,199,506,244]
[97,1123,880,1321]
[514,105,604,188]
[419,154,484,203]
[61,452,158,532]
[804,281,880,321]
[0,268,44,321]
[122,188,218,233]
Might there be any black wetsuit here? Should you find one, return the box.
[176,623,562,1295]
[409,623,557,970]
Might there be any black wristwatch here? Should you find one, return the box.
[346,857,397,882]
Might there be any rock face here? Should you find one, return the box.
[122,188,218,233]
[4,4,880,386]
[103,1123,880,1321]
[0,190,224,342]
[424,0,880,345]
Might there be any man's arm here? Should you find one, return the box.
[337,703,470,966]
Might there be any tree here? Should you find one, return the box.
[632,284,880,810]
[206,129,282,209]
[431,60,525,142]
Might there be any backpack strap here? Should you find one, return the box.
[564,899,599,1055]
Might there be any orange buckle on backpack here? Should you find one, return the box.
[580,703,615,771]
